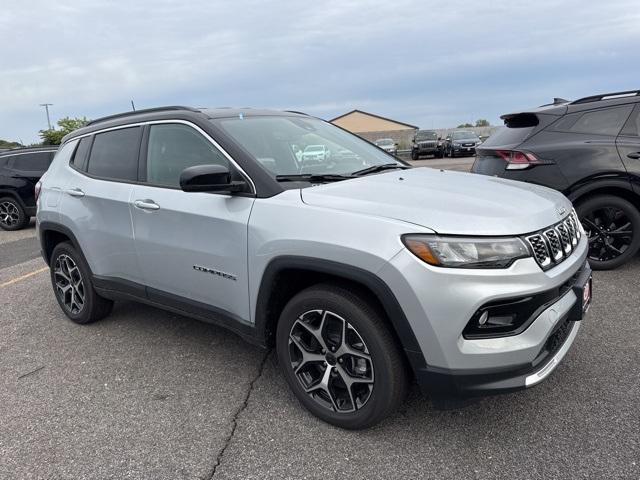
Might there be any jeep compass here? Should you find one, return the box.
[37,106,592,429]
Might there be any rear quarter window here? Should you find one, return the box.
[86,127,141,181]
[552,105,634,136]
[9,152,55,171]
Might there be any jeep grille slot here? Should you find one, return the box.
[524,210,582,270]
[526,234,551,268]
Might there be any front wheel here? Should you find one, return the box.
[276,284,408,429]
[577,195,640,270]
[411,150,418,160]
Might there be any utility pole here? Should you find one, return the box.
[39,103,53,130]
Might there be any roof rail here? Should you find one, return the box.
[284,110,309,116]
[86,106,200,126]
[571,90,640,105]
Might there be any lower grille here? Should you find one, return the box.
[531,319,575,370]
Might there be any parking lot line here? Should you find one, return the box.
[0,266,49,288]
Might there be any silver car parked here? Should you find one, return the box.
[36,106,592,429]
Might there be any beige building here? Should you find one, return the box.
[330,110,418,149]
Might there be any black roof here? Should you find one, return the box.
[0,145,58,157]
[64,106,311,143]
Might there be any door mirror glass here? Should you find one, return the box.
[180,164,245,193]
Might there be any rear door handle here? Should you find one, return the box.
[627,152,640,159]
[65,188,85,198]
[133,199,160,211]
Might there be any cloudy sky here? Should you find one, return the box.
[1,0,639,143]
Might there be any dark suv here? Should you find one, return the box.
[444,130,482,158]
[473,90,640,270]
[0,147,57,230]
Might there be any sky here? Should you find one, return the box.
[1,0,639,144]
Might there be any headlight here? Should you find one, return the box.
[453,141,461,146]
[402,235,530,269]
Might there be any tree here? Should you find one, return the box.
[457,122,473,128]
[0,139,22,149]
[39,117,88,145]
[475,119,490,127]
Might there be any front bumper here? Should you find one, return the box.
[379,235,589,397]
[452,145,476,154]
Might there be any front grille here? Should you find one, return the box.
[525,210,582,270]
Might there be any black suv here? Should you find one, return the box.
[0,147,57,230]
[411,130,443,159]
[473,90,640,270]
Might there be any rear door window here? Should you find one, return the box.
[87,127,142,181]
[620,105,640,136]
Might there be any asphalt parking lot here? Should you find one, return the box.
[1,159,639,479]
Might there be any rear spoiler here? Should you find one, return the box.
[500,106,567,128]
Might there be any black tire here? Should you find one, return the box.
[0,197,29,231]
[50,242,114,324]
[276,283,408,430]
[576,195,640,270]
[411,150,418,160]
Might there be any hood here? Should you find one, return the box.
[300,168,572,236]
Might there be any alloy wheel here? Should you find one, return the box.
[0,201,20,228]
[288,309,374,413]
[581,206,634,263]
[54,254,85,314]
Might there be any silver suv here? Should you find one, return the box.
[36,106,592,429]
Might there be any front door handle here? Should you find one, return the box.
[133,199,160,211]
[65,188,85,198]
[627,152,640,159]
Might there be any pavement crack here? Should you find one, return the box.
[204,349,271,480]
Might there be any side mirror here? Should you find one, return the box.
[179,164,245,193]
[394,143,399,147]
[438,136,442,141]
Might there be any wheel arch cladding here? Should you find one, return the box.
[567,179,640,211]
[39,221,83,265]
[254,256,427,375]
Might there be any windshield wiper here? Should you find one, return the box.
[275,173,354,183]
[352,163,409,176]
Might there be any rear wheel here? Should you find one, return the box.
[276,284,408,429]
[577,195,640,270]
[50,242,114,324]
[0,197,29,231]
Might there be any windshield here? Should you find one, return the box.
[216,116,401,177]
[375,139,394,146]
[452,131,478,140]
[416,131,437,140]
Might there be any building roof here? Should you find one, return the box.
[329,109,419,131]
